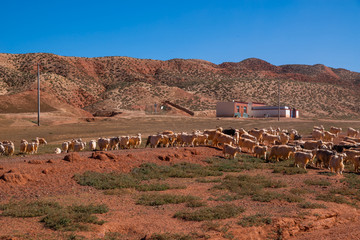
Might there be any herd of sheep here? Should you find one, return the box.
[3,126,360,175]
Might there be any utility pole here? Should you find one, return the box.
[37,63,40,126]
[278,80,280,122]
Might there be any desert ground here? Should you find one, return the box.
[1,113,360,240]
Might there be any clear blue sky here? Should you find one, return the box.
[1,0,359,72]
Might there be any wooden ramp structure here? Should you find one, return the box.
[163,101,194,116]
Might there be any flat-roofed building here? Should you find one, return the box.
[216,101,299,118]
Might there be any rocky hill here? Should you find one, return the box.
[0,53,359,119]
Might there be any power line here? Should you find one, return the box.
[38,63,40,126]
[278,80,280,121]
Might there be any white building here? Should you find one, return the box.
[216,101,299,118]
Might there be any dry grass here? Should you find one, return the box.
[1,116,360,153]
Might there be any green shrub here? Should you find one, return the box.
[289,188,310,196]
[281,194,304,203]
[174,204,245,221]
[298,202,327,209]
[137,193,199,206]
[213,174,286,197]
[132,162,222,180]
[238,214,272,227]
[185,199,207,208]
[73,171,138,190]
[211,193,242,202]
[272,167,307,175]
[316,194,350,204]
[251,191,283,202]
[304,179,331,186]
[69,204,109,214]
[342,173,360,189]
[0,200,108,231]
[135,183,186,191]
[149,233,195,240]
[0,201,61,218]
[196,178,222,183]
[41,205,108,231]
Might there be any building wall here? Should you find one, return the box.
[233,102,249,117]
[251,109,291,118]
[216,102,235,117]
[216,102,298,118]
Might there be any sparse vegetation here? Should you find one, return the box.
[137,193,199,206]
[238,214,272,227]
[272,166,307,175]
[289,188,310,196]
[298,202,327,209]
[304,179,331,186]
[0,201,61,218]
[316,193,350,205]
[0,201,108,231]
[174,204,245,221]
[74,162,224,191]
[148,233,199,240]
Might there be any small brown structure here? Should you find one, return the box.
[216,101,265,118]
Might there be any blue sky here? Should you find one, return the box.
[1,0,359,71]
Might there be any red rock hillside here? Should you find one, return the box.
[0,53,359,118]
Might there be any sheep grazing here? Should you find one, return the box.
[0,143,5,155]
[119,136,130,149]
[330,126,342,136]
[98,138,110,151]
[268,145,296,162]
[20,139,28,154]
[241,133,257,142]
[203,127,223,142]
[279,132,289,145]
[62,141,69,153]
[74,141,86,152]
[194,133,209,146]
[223,144,241,159]
[294,152,313,169]
[238,138,258,154]
[304,140,323,150]
[312,129,325,141]
[254,145,267,160]
[323,131,336,142]
[146,134,163,148]
[89,140,97,151]
[347,127,359,138]
[109,137,120,150]
[262,133,280,146]
[3,141,15,155]
[128,133,142,148]
[315,149,335,168]
[54,148,61,154]
[212,132,236,149]
[25,142,36,155]
[329,153,346,175]
[248,129,265,143]
[353,156,360,172]
[179,133,197,147]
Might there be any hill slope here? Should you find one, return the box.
[0,53,359,119]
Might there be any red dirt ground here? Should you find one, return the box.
[0,146,360,240]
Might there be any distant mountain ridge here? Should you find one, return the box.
[0,53,359,118]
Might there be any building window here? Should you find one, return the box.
[243,106,247,114]
[236,106,240,113]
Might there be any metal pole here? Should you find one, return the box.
[278,80,280,121]
[37,63,40,126]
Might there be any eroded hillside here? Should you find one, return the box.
[0,53,359,118]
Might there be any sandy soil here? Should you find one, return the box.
[0,144,360,240]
